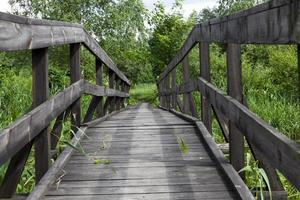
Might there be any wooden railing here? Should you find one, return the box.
[0,12,130,198]
[157,0,300,196]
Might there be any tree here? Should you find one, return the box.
[148,2,196,78]
[9,0,152,84]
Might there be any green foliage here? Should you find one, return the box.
[129,83,158,106]
[1,0,300,198]
[9,0,152,84]
[177,136,189,154]
[0,66,32,128]
[148,2,196,78]
[240,153,272,200]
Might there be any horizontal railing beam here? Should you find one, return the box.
[0,12,130,85]
[159,0,300,83]
[198,77,300,190]
[84,81,129,97]
[0,80,129,166]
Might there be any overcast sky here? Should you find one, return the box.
[0,0,219,17]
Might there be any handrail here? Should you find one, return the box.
[0,11,130,85]
[157,0,300,198]
[158,0,300,83]
[0,12,131,198]
[0,80,128,166]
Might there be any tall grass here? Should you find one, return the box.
[129,83,159,106]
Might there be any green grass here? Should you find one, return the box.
[129,83,159,106]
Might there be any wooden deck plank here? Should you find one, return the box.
[44,191,238,200]
[43,103,240,199]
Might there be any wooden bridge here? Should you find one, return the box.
[0,0,300,199]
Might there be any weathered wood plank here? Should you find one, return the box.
[83,97,101,123]
[32,47,51,182]
[50,109,71,150]
[26,108,130,200]
[158,0,300,83]
[169,109,254,200]
[33,104,243,199]
[95,58,103,117]
[199,77,300,191]
[47,184,232,195]
[171,69,177,109]
[0,80,84,166]
[83,81,128,97]
[44,191,237,200]
[227,43,244,178]
[108,69,115,113]
[70,43,81,134]
[182,57,197,117]
[0,143,32,198]
[200,42,212,133]
[51,176,227,188]
[0,12,130,85]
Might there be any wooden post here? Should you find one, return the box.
[182,56,197,116]
[171,69,177,109]
[70,43,81,132]
[298,45,300,100]
[183,57,190,114]
[166,74,171,110]
[96,58,103,117]
[115,77,121,111]
[200,42,212,133]
[32,47,50,183]
[227,43,245,178]
[109,69,115,112]
[121,81,125,108]
[161,79,166,108]
[158,83,162,106]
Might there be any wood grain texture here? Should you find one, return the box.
[0,143,33,198]
[0,12,129,85]
[226,43,245,178]
[171,69,177,109]
[0,80,84,166]
[26,108,130,200]
[83,81,129,97]
[168,109,254,200]
[200,42,212,133]
[158,0,300,83]
[27,103,245,200]
[32,47,51,182]
[70,43,81,136]
[95,58,103,117]
[199,77,300,191]
[108,69,115,113]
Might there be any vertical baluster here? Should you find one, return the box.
[183,57,190,114]
[200,42,212,133]
[298,45,300,100]
[0,48,50,197]
[115,77,121,111]
[121,81,125,108]
[171,69,177,109]
[109,69,115,112]
[70,43,81,132]
[96,58,103,117]
[158,82,162,106]
[32,47,50,183]
[182,56,197,116]
[161,79,165,107]
[227,43,245,178]
[166,74,171,110]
